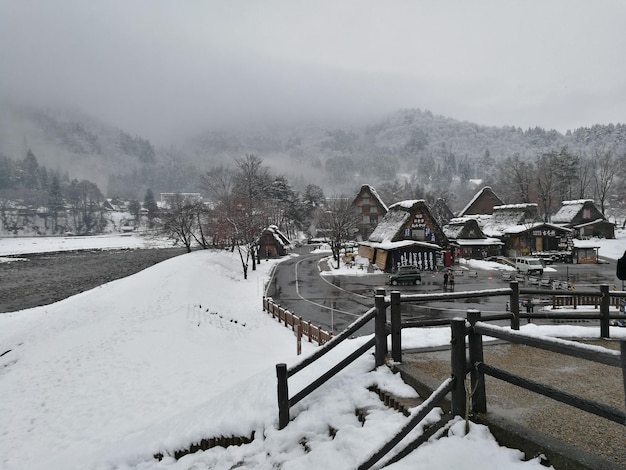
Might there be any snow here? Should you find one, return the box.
[1,235,624,469]
[388,199,426,210]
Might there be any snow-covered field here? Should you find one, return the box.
[1,235,625,469]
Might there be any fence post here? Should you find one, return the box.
[296,322,302,355]
[510,281,520,330]
[600,284,610,338]
[276,363,289,429]
[374,288,388,367]
[390,290,402,363]
[450,318,467,417]
[467,310,486,414]
[619,340,626,414]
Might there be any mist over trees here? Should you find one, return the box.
[1,104,626,228]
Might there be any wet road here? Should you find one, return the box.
[266,247,623,336]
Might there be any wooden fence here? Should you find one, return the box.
[263,297,333,346]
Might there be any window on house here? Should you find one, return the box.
[370,206,377,213]
[362,215,370,223]
[362,197,370,205]
[583,208,591,219]
[411,229,425,240]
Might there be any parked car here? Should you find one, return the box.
[515,257,544,275]
[388,265,422,285]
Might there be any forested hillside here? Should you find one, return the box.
[1,102,625,215]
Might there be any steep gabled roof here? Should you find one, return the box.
[551,199,595,224]
[368,199,448,247]
[480,203,539,237]
[458,186,504,217]
[353,184,388,212]
[367,207,411,243]
[263,225,290,247]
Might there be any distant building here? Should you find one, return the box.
[458,186,504,217]
[443,218,503,259]
[351,184,388,241]
[358,199,450,272]
[552,199,615,239]
[258,225,291,258]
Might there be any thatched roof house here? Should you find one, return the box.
[358,200,450,271]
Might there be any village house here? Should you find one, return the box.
[443,217,503,260]
[457,186,504,217]
[258,225,291,258]
[357,199,450,272]
[551,199,615,239]
[474,203,566,257]
[351,184,388,241]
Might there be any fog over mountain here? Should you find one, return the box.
[1,1,626,203]
[2,1,626,144]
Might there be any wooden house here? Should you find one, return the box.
[476,203,541,257]
[458,186,504,217]
[352,184,388,241]
[358,200,450,272]
[500,222,573,258]
[258,225,291,258]
[444,217,503,259]
[571,240,600,264]
[551,199,615,239]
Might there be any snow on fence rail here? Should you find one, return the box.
[262,297,332,346]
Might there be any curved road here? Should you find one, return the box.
[265,249,384,335]
[265,247,622,337]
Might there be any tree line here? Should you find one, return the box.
[487,147,625,222]
[0,150,106,234]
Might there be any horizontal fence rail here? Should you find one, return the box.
[276,290,388,429]
[467,312,626,427]
[388,283,626,361]
[263,297,333,346]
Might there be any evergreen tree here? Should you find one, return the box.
[143,188,158,226]
[48,175,64,232]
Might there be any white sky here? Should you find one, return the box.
[1,0,626,142]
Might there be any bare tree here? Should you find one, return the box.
[575,155,593,199]
[318,195,361,269]
[592,148,617,215]
[494,154,533,203]
[535,153,556,222]
[160,194,206,253]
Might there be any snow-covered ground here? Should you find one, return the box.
[1,235,625,469]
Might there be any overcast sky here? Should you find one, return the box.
[1,0,625,143]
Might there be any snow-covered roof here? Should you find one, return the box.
[360,239,442,251]
[551,200,594,224]
[367,209,410,243]
[479,204,538,237]
[363,184,388,212]
[573,218,615,229]
[572,239,601,248]
[388,199,425,210]
[443,223,466,239]
[502,222,573,235]
[263,225,290,246]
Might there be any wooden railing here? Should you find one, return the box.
[275,288,390,429]
[263,297,333,346]
[389,283,626,362]
[464,310,626,425]
[358,302,626,469]
[274,284,626,466]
